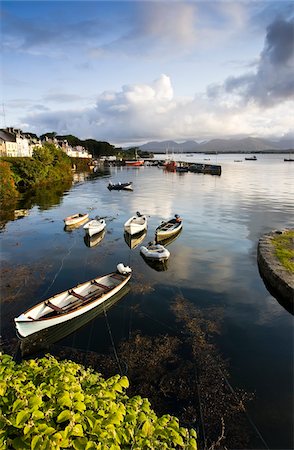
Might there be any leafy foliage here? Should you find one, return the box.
[0,354,197,450]
[0,160,19,202]
[4,143,72,190]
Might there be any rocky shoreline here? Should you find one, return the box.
[257,229,294,314]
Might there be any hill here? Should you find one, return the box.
[138,137,293,153]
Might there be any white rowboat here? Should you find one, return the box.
[64,213,89,227]
[83,218,106,237]
[14,264,132,338]
[155,215,183,242]
[124,212,148,235]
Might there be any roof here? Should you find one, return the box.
[0,130,16,142]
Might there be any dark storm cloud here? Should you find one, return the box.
[208,17,294,107]
[263,18,294,65]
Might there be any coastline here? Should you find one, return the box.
[257,229,294,313]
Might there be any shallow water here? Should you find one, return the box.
[1,153,293,449]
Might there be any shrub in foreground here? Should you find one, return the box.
[0,354,197,449]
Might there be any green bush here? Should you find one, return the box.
[3,144,72,189]
[0,354,197,450]
[0,160,19,202]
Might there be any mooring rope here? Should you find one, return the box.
[40,232,78,299]
[103,304,122,375]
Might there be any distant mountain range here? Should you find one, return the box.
[138,137,294,153]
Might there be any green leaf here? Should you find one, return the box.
[74,401,86,412]
[28,395,42,409]
[71,424,84,437]
[142,420,153,437]
[32,410,44,420]
[16,410,30,427]
[57,410,71,423]
[73,438,88,450]
[31,435,43,450]
[58,395,72,408]
[119,376,129,389]
[12,399,25,412]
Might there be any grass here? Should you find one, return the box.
[271,230,294,273]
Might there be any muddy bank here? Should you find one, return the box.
[257,229,294,313]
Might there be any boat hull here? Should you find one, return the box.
[83,219,106,237]
[140,244,170,261]
[125,160,144,166]
[15,271,131,338]
[64,213,89,227]
[124,215,148,235]
[156,219,183,241]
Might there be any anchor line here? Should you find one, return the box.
[40,233,78,299]
[103,303,122,375]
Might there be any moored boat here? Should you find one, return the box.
[245,155,257,160]
[108,181,133,191]
[125,160,144,166]
[155,215,183,242]
[14,263,132,338]
[124,212,148,235]
[164,160,177,171]
[83,218,106,237]
[140,242,170,261]
[64,213,89,227]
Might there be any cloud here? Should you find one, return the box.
[21,73,294,144]
[208,17,294,107]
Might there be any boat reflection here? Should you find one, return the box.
[84,229,106,248]
[124,229,147,249]
[155,228,182,246]
[19,285,130,357]
[140,254,169,272]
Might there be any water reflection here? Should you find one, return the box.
[19,285,130,357]
[124,230,147,249]
[84,229,106,248]
[140,254,169,272]
[155,228,183,246]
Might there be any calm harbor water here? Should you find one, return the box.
[0,153,293,449]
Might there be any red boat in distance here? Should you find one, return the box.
[164,159,177,171]
[125,159,145,166]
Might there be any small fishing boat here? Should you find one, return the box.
[14,263,132,338]
[245,155,257,161]
[19,285,131,357]
[64,213,89,227]
[164,160,177,171]
[155,215,183,242]
[83,218,106,237]
[124,212,148,235]
[125,160,144,166]
[108,181,133,191]
[140,242,170,261]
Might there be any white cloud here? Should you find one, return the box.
[21,73,293,144]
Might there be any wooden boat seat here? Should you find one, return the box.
[68,289,86,301]
[45,300,64,313]
[111,273,125,280]
[91,280,111,290]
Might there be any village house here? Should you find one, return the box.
[0,128,92,159]
[0,128,42,157]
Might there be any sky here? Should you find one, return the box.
[1,0,294,146]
